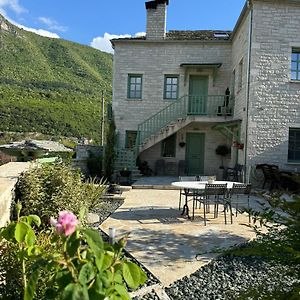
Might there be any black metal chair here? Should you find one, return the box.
[193,183,229,225]
[224,164,243,182]
[228,183,252,222]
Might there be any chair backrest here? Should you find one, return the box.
[231,183,252,195]
[198,175,210,181]
[179,176,197,182]
[204,183,227,196]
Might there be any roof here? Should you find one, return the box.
[166,30,231,41]
[111,30,232,45]
[0,140,73,152]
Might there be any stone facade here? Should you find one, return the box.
[112,0,300,179]
[247,0,300,172]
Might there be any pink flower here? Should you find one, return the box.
[50,211,78,236]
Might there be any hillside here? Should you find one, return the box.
[0,14,113,142]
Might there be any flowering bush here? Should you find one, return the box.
[0,205,147,300]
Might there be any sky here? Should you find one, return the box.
[0,0,246,54]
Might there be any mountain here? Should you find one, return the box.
[0,14,113,142]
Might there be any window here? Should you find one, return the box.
[238,59,243,91]
[288,128,300,162]
[128,75,142,99]
[161,134,176,157]
[232,69,236,96]
[125,131,137,149]
[291,49,300,80]
[164,75,179,99]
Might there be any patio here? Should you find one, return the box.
[100,186,264,287]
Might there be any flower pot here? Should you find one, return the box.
[120,170,131,177]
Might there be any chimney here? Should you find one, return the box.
[145,0,169,40]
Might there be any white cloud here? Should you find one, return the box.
[90,32,146,54]
[0,1,59,38]
[17,23,60,38]
[0,0,26,14]
[5,14,60,38]
[38,16,67,32]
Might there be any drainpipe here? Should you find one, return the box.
[244,0,253,183]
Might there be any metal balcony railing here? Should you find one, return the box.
[136,94,234,148]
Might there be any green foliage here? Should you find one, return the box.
[0,209,147,300]
[15,162,106,226]
[104,120,116,182]
[87,150,103,179]
[0,16,112,142]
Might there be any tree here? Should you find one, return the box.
[103,119,116,182]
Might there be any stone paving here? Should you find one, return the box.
[100,187,264,287]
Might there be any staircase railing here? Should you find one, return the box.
[136,94,234,150]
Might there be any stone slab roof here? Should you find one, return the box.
[111,30,232,43]
[166,30,231,40]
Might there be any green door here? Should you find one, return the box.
[186,133,205,175]
[188,75,208,114]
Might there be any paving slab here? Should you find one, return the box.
[100,188,262,287]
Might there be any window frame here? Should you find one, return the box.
[291,49,300,81]
[164,75,179,100]
[125,130,137,149]
[237,59,243,92]
[127,74,143,99]
[161,133,176,158]
[288,127,300,163]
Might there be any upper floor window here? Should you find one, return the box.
[238,59,243,92]
[288,128,300,162]
[128,74,142,99]
[164,75,179,100]
[291,49,300,80]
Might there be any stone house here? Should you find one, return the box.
[111,0,300,181]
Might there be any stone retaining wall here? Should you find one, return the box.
[0,162,30,227]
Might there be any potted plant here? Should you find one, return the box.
[233,141,244,150]
[215,145,231,169]
[120,167,131,177]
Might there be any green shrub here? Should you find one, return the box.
[15,162,106,226]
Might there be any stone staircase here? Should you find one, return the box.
[136,94,234,153]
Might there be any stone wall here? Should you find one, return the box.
[247,0,300,170]
[231,9,251,166]
[0,162,30,227]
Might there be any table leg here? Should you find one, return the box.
[181,194,190,219]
